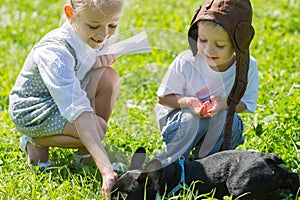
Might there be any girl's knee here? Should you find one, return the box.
[103,67,120,85]
[96,67,120,93]
[86,67,120,105]
[62,116,107,141]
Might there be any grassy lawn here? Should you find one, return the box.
[0,0,299,199]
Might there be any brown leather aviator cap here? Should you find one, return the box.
[188,0,254,58]
[188,0,255,150]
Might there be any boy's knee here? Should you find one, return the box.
[181,109,197,121]
[180,110,200,130]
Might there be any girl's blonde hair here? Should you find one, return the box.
[60,0,124,25]
[70,0,123,15]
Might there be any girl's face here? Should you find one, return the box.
[197,21,235,71]
[70,4,122,49]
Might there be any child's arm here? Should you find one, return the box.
[158,94,211,117]
[74,111,117,200]
[158,94,203,108]
[235,101,246,113]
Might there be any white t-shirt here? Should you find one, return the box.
[156,50,258,117]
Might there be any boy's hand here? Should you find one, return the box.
[199,101,212,118]
[186,97,212,118]
[207,96,228,116]
[186,97,203,115]
[93,54,117,69]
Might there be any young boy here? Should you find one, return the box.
[154,0,258,166]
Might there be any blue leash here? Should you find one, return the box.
[166,156,189,198]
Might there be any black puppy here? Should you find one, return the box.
[112,147,299,200]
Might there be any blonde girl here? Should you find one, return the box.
[9,0,124,198]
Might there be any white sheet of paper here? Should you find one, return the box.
[97,31,151,56]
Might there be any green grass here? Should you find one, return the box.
[0,0,299,199]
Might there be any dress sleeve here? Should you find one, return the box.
[241,56,259,113]
[33,44,93,122]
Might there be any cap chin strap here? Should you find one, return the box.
[222,75,247,150]
[222,54,249,150]
[222,22,254,150]
[222,102,237,150]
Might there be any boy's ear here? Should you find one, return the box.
[64,4,73,20]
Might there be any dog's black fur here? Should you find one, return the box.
[112,147,299,200]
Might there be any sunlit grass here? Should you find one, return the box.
[0,0,299,199]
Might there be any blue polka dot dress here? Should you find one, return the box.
[9,22,95,138]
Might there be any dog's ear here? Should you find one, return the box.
[262,153,284,166]
[140,159,163,185]
[129,147,147,170]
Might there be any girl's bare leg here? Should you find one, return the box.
[26,143,49,165]
[76,67,120,155]
[30,67,120,164]
[88,67,120,122]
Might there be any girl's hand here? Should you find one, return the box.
[207,95,228,116]
[102,170,118,200]
[93,54,118,69]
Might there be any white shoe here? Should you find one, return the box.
[73,154,92,168]
[19,135,33,154]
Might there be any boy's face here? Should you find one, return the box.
[71,5,122,49]
[197,21,235,71]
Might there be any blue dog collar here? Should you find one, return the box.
[166,156,189,198]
